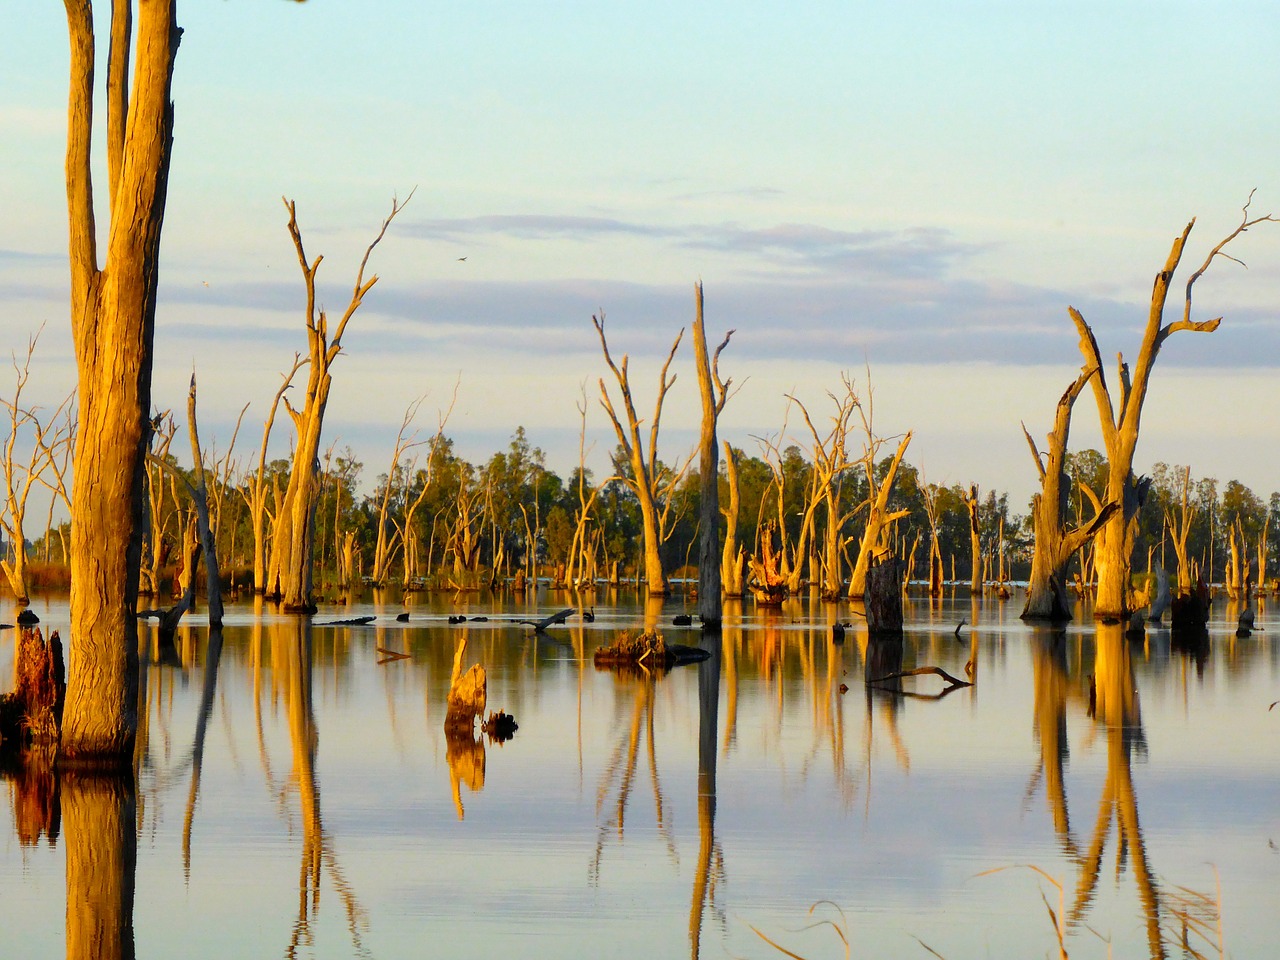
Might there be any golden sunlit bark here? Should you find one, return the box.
[1073,197,1277,620]
[1021,366,1118,620]
[848,432,912,599]
[593,312,688,596]
[270,196,408,611]
[61,0,180,761]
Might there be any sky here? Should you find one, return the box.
[4,1,1280,509]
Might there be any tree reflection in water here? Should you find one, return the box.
[590,663,678,884]
[688,633,724,960]
[1021,622,1224,959]
[63,769,136,960]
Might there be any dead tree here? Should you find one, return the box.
[148,374,225,632]
[369,396,426,585]
[244,355,304,594]
[788,376,862,601]
[919,475,945,598]
[1,331,73,604]
[141,413,179,597]
[564,387,612,592]
[1021,366,1118,621]
[397,388,457,587]
[848,432,913,600]
[690,282,734,629]
[269,195,410,612]
[1073,196,1278,620]
[1166,466,1197,596]
[962,484,982,595]
[720,442,746,598]
[60,0,182,760]
[593,312,688,597]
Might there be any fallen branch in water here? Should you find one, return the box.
[376,647,410,665]
[315,615,377,627]
[867,665,973,690]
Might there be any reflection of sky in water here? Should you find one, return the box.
[2,593,1279,959]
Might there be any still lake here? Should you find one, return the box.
[2,589,1278,959]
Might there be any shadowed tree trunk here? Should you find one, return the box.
[1073,197,1277,620]
[269,195,408,612]
[60,0,181,761]
[691,282,734,631]
[1021,366,1118,620]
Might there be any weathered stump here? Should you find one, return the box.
[1171,579,1211,630]
[444,638,487,736]
[1,627,65,751]
[866,555,904,636]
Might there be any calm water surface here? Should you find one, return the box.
[2,590,1278,959]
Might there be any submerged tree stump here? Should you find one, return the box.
[1,627,65,751]
[1171,580,1211,630]
[444,639,487,737]
[593,630,710,673]
[865,555,904,636]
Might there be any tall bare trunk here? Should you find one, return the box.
[61,1,180,760]
[271,197,406,611]
[691,284,733,630]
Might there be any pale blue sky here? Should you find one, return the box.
[3,2,1279,502]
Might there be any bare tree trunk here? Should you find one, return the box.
[848,432,912,599]
[271,196,408,612]
[593,312,685,597]
[1021,367,1119,621]
[691,283,733,630]
[720,441,746,598]
[962,484,981,595]
[61,1,181,761]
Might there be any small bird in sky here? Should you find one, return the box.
[457,256,467,261]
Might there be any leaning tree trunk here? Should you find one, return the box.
[60,1,180,761]
[1020,366,1118,621]
[848,432,912,599]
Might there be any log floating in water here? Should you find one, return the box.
[314,615,377,626]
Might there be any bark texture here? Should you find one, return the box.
[61,0,180,760]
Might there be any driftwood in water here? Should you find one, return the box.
[865,554,903,635]
[747,522,788,605]
[314,615,376,627]
[593,630,710,672]
[445,639,487,736]
[867,665,973,697]
[0,627,65,750]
